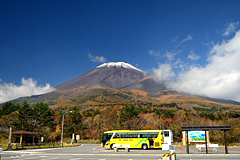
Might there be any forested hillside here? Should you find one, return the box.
[1,100,240,145]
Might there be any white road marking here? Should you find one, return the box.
[24,157,37,159]
[79,144,84,147]
[70,158,82,160]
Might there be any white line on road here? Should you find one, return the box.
[24,157,37,159]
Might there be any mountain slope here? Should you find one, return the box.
[55,62,146,90]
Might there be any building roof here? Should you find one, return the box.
[181,126,231,131]
[13,130,37,135]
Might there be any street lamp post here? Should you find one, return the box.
[60,111,72,146]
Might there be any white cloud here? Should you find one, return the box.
[165,51,175,61]
[149,50,160,57]
[222,22,239,36]
[0,78,55,103]
[88,53,107,62]
[188,50,200,60]
[171,36,178,42]
[165,50,183,61]
[153,64,175,83]
[153,30,240,101]
[181,34,193,43]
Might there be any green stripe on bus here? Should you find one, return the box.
[136,138,147,147]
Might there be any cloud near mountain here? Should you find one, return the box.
[153,30,240,101]
[0,78,55,103]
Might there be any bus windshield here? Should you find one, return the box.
[101,133,113,145]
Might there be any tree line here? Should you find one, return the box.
[0,101,240,144]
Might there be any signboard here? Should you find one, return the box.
[76,135,80,140]
[188,131,205,142]
[0,127,10,132]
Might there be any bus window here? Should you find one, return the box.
[149,132,158,138]
[101,133,113,145]
[107,134,113,140]
[163,131,169,137]
[121,134,128,138]
[142,133,149,138]
[113,133,120,138]
[132,133,138,138]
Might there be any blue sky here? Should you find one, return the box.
[1,0,240,103]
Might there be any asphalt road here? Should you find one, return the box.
[1,144,240,160]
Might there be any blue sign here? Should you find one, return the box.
[188,131,205,142]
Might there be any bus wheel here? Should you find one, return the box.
[110,144,114,149]
[142,144,148,150]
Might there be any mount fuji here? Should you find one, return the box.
[55,62,166,92]
[5,62,240,106]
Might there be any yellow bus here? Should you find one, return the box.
[101,130,172,150]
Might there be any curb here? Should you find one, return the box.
[28,153,240,156]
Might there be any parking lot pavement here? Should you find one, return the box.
[2,144,240,160]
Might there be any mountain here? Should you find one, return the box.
[56,62,146,90]
[56,62,168,93]
[4,62,240,106]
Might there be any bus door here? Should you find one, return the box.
[163,130,172,145]
[149,132,159,148]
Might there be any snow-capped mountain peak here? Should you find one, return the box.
[97,62,144,72]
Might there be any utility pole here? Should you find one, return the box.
[7,127,12,150]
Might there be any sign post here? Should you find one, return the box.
[76,135,80,144]
[72,133,75,144]
[0,148,2,159]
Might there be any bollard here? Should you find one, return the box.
[162,153,171,160]
[114,147,119,152]
[125,147,130,152]
[169,152,176,160]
